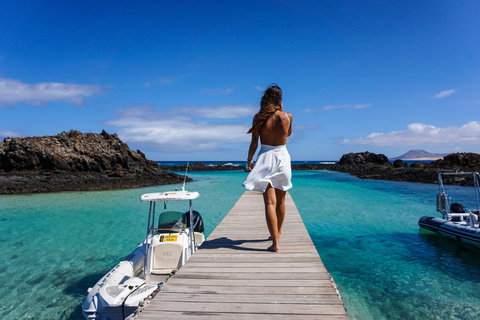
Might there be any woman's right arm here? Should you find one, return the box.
[246,132,259,171]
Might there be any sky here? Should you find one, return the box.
[1,0,479,161]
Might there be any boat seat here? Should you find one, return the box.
[151,243,183,275]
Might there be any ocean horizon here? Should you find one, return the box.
[1,169,479,319]
[158,160,338,166]
[157,159,433,167]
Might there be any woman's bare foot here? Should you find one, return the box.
[267,245,279,252]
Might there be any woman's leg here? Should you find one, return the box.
[275,188,286,237]
[263,184,279,251]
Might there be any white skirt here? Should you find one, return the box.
[242,144,292,192]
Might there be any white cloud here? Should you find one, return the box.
[323,103,372,111]
[432,89,455,99]
[0,129,21,139]
[254,86,265,91]
[341,121,480,146]
[106,105,252,152]
[173,104,257,119]
[200,87,233,95]
[0,78,103,107]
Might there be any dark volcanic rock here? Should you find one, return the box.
[293,151,480,185]
[0,130,160,173]
[338,151,391,165]
[433,152,480,168]
[393,159,408,168]
[410,161,426,168]
[0,130,188,194]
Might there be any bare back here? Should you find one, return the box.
[259,110,292,146]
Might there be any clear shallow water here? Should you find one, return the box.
[1,170,480,319]
[290,171,480,320]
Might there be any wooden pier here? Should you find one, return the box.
[135,191,348,319]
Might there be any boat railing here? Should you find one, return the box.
[436,192,449,213]
[437,172,480,220]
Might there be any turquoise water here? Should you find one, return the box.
[1,170,480,319]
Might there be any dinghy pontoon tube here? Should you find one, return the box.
[419,172,480,248]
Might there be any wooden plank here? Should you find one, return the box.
[173,272,331,280]
[165,278,334,287]
[137,312,349,320]
[134,192,348,319]
[187,247,319,254]
[188,255,321,261]
[173,262,327,268]
[160,285,337,295]
[142,301,347,315]
[175,267,325,273]
[150,293,342,304]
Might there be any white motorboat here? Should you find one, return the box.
[82,187,205,320]
[419,172,480,248]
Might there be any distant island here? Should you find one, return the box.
[0,130,188,194]
[390,149,449,161]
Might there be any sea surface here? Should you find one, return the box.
[1,168,480,319]
[159,160,338,167]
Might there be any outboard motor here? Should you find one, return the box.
[450,203,465,213]
[183,210,204,233]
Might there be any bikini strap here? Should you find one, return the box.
[284,112,290,126]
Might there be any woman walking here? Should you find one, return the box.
[242,84,293,252]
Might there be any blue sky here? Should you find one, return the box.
[1,0,479,161]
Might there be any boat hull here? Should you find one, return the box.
[82,243,159,320]
[419,216,480,248]
[83,192,204,320]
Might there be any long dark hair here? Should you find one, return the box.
[247,84,282,134]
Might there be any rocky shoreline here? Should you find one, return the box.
[0,171,187,195]
[301,152,480,185]
[2,129,479,195]
[0,130,188,195]
[162,151,480,186]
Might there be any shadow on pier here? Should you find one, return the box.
[199,236,270,252]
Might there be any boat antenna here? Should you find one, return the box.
[182,162,189,191]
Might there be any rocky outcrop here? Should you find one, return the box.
[292,152,480,185]
[0,130,188,194]
[432,152,480,169]
[338,151,391,165]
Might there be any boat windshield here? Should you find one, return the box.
[157,211,186,231]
